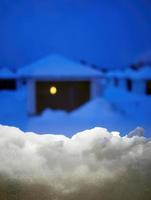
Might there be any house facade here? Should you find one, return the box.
[106,66,151,95]
[18,54,102,115]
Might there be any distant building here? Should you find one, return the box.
[18,54,102,115]
[0,68,17,90]
[107,66,151,95]
[127,66,151,95]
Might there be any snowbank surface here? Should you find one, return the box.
[0,87,151,137]
[0,125,150,200]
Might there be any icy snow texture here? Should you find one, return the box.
[0,125,151,200]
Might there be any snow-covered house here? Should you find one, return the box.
[125,66,151,95]
[0,68,17,90]
[18,54,102,115]
[106,66,151,95]
[106,70,126,89]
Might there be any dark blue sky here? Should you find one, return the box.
[0,0,151,68]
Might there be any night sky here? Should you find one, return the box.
[0,0,151,68]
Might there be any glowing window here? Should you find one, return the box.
[49,86,57,95]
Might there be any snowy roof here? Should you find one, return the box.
[125,66,151,79]
[106,66,151,80]
[106,70,126,78]
[0,68,17,79]
[18,54,102,80]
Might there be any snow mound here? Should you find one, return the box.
[0,125,150,200]
[127,127,144,138]
[27,98,122,136]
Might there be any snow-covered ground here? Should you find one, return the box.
[0,86,150,137]
[0,125,150,200]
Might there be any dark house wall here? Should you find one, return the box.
[36,81,90,114]
[0,79,16,90]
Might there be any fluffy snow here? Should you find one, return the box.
[18,54,102,79]
[0,125,150,199]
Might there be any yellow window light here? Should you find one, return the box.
[49,86,57,95]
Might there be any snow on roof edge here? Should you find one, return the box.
[17,54,102,78]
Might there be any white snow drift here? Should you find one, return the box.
[0,125,151,200]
